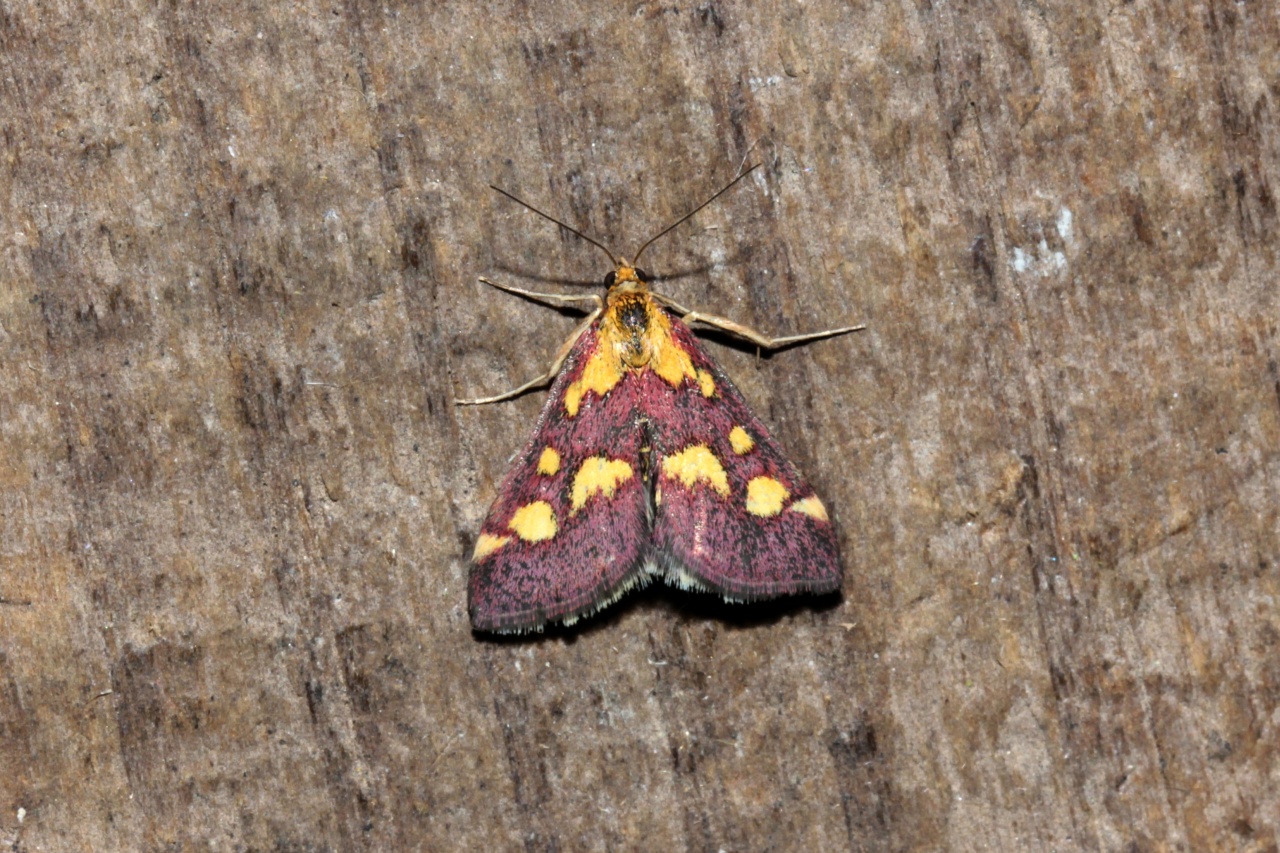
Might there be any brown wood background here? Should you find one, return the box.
[2,2,1277,850]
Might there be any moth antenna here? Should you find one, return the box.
[631,163,761,266]
[489,184,619,267]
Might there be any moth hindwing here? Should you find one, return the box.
[460,166,863,633]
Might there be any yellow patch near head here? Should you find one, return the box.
[508,501,557,542]
[536,447,561,476]
[729,426,754,455]
[746,476,789,517]
[789,495,829,521]
[565,348,623,417]
[571,456,634,512]
[649,311,697,388]
[696,369,716,398]
[473,533,510,561]
[662,445,729,496]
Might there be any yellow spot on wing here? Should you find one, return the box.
[565,348,622,417]
[662,445,729,496]
[571,457,634,512]
[536,447,561,475]
[508,501,557,542]
[746,476,789,517]
[789,495,829,521]
[473,533,510,561]
[696,369,716,398]
[650,311,697,388]
[729,426,754,455]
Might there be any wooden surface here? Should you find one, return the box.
[2,2,1277,850]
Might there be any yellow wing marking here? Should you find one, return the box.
[649,310,697,389]
[728,426,755,455]
[508,501,557,542]
[789,495,829,521]
[745,476,790,517]
[695,368,716,398]
[565,348,623,417]
[661,445,729,497]
[536,447,561,475]
[571,457,635,512]
[473,533,511,561]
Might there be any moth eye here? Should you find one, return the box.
[635,268,652,282]
[603,271,617,287]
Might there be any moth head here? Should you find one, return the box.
[603,262,651,293]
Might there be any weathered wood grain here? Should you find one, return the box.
[1,2,1276,850]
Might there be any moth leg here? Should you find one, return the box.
[455,308,602,406]
[648,291,695,316]
[476,277,603,312]
[677,308,865,350]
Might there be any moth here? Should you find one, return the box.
[459,165,863,632]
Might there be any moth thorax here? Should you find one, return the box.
[611,293,654,369]
[616,295,649,332]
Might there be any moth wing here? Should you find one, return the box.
[646,319,843,599]
[468,327,650,632]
